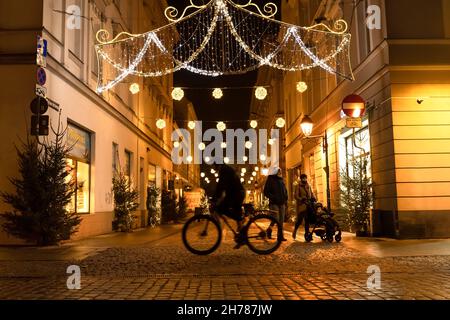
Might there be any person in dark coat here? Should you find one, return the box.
[263,167,288,241]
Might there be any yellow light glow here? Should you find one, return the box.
[129,83,140,95]
[276,118,285,128]
[296,81,308,93]
[172,87,184,101]
[212,88,223,99]
[188,121,196,130]
[156,119,166,129]
[255,86,268,100]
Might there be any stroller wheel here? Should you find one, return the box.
[305,233,313,243]
[326,234,334,243]
[335,231,342,243]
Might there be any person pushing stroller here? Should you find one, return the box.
[293,174,316,241]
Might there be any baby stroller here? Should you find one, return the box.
[305,201,342,243]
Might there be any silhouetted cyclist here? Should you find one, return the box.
[211,163,246,248]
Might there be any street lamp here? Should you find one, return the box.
[300,115,331,211]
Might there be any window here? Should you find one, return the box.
[67,0,84,60]
[66,124,91,214]
[112,143,119,175]
[124,150,132,183]
[340,124,372,179]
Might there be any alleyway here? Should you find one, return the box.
[1,224,450,300]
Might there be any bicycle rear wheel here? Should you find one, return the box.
[182,215,222,255]
[245,214,282,255]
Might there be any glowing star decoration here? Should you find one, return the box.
[212,88,223,99]
[198,143,206,151]
[156,119,166,129]
[245,141,253,149]
[276,117,286,128]
[188,121,196,130]
[250,120,258,129]
[129,83,140,95]
[217,122,226,132]
[296,81,308,93]
[171,88,184,101]
[255,87,268,100]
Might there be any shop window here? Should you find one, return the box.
[339,123,372,179]
[66,124,91,214]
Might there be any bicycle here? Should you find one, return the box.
[182,203,283,255]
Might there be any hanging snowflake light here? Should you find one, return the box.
[255,87,268,100]
[156,119,166,129]
[296,81,308,93]
[276,117,286,128]
[217,122,226,132]
[129,83,140,95]
[172,88,184,101]
[212,88,223,99]
[250,120,258,129]
[188,121,196,130]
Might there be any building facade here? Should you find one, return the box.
[282,0,450,238]
[0,0,181,244]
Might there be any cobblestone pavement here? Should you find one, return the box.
[1,226,450,300]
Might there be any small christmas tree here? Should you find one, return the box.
[112,170,139,232]
[1,120,81,246]
[177,195,188,221]
[340,155,373,234]
[146,184,161,227]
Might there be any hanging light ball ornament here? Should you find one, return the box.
[255,87,268,100]
[250,120,258,129]
[188,121,196,130]
[212,88,223,99]
[276,117,286,128]
[129,83,140,95]
[217,121,226,132]
[296,81,308,93]
[156,119,166,129]
[171,87,184,101]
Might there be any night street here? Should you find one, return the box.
[1,224,450,300]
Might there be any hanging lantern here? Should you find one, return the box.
[129,83,140,95]
[156,119,166,129]
[250,120,258,129]
[296,81,308,93]
[212,88,223,99]
[217,121,226,132]
[255,86,268,100]
[342,94,366,118]
[276,117,286,128]
[188,121,196,130]
[171,87,184,101]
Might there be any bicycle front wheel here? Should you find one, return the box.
[245,214,282,255]
[182,215,222,255]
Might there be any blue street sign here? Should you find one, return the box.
[37,68,47,86]
[37,36,48,57]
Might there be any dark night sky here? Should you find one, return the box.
[167,0,282,129]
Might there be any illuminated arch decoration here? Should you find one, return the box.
[95,0,354,93]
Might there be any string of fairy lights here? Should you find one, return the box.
[95,0,353,94]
